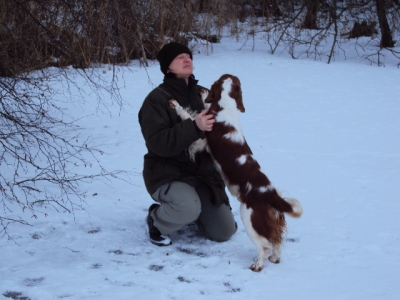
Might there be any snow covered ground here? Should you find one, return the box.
[1,36,400,300]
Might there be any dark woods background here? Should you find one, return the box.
[1,0,399,76]
[0,0,399,236]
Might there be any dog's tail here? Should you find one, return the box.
[270,192,303,218]
[283,197,303,218]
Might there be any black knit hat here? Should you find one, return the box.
[156,42,193,75]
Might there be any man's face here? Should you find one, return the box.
[168,53,193,79]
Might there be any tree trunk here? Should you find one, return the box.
[266,0,282,17]
[375,0,395,48]
[301,0,319,29]
[199,0,209,13]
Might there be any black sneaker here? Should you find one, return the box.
[146,204,171,246]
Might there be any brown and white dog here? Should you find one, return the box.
[169,74,302,272]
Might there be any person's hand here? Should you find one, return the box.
[195,109,214,131]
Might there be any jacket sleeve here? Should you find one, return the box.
[139,93,202,158]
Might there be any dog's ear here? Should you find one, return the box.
[229,80,245,113]
[205,80,222,103]
[236,93,245,113]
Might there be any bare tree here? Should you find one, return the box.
[222,0,399,65]
[0,0,131,238]
[0,69,129,238]
[301,0,320,29]
[375,0,395,47]
[0,0,207,237]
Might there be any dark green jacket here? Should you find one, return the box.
[138,75,228,205]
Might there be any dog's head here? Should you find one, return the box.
[205,74,245,113]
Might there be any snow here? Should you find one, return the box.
[1,36,400,300]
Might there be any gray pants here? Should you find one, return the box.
[151,181,237,242]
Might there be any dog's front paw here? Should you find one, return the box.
[200,89,209,101]
[168,99,178,109]
[249,263,263,272]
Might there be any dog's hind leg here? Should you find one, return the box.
[251,242,271,272]
[240,203,272,272]
[268,243,281,264]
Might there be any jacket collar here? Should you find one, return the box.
[162,75,198,107]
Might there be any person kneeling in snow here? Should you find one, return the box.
[138,42,237,246]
